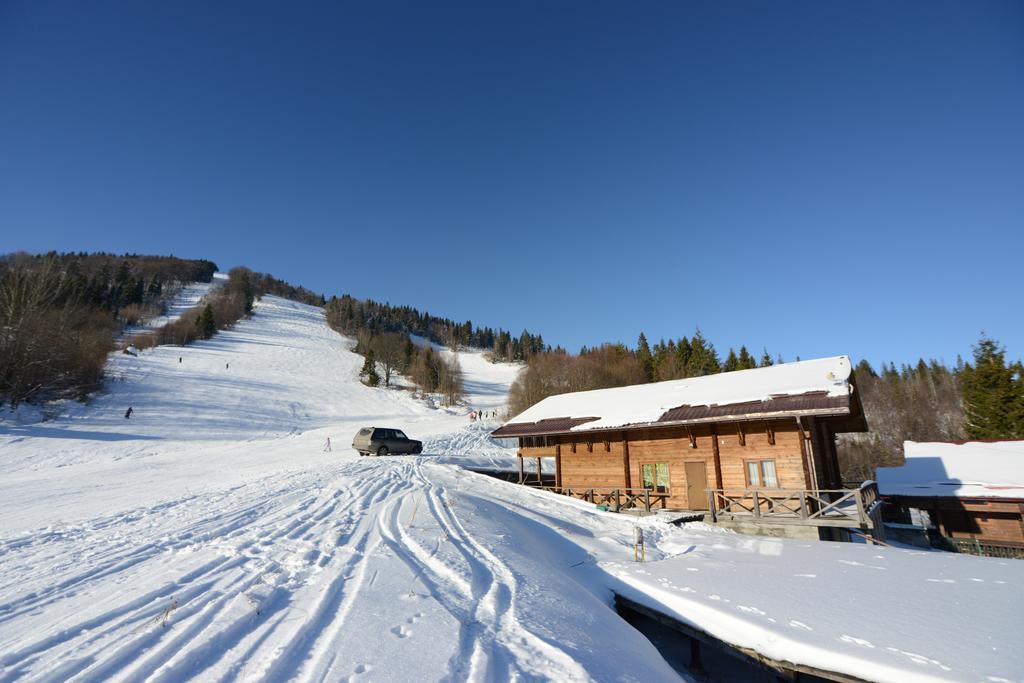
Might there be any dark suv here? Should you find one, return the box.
[352,427,423,457]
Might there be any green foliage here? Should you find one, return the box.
[960,335,1024,439]
[195,304,216,340]
[360,349,380,387]
[738,346,757,370]
[635,332,654,381]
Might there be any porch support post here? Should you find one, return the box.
[536,457,542,485]
[517,454,524,485]
[711,425,723,489]
[797,417,819,495]
[622,432,631,490]
[555,442,562,489]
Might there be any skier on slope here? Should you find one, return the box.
[323,437,332,453]
[124,407,133,419]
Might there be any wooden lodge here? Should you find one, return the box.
[877,440,1024,558]
[492,356,880,540]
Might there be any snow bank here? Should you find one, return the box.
[506,355,853,432]
[607,534,1023,683]
[877,440,1024,499]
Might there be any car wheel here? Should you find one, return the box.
[377,446,389,457]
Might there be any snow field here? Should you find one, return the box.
[1,294,1022,682]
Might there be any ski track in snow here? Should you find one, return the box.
[1,295,1022,683]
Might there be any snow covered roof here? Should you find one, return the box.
[877,440,1024,500]
[493,355,861,437]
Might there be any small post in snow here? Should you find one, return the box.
[633,526,645,563]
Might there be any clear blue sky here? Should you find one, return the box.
[1,1,1021,368]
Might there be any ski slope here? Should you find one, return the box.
[1,296,1022,683]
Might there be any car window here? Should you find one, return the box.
[394,430,407,440]
[383,429,395,439]
[359,428,372,436]
[372,429,384,439]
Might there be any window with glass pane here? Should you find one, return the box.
[761,460,778,488]
[746,461,761,486]
[642,463,669,493]
[655,464,669,493]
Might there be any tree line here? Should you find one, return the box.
[508,330,774,416]
[0,252,219,406]
[324,294,544,362]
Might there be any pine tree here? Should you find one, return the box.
[723,348,740,372]
[759,349,774,367]
[635,332,654,382]
[195,304,216,340]
[360,349,380,387]
[960,335,1024,439]
[686,329,720,376]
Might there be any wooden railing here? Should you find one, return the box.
[524,485,670,513]
[707,482,880,529]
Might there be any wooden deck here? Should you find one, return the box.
[523,484,671,513]
[706,482,882,531]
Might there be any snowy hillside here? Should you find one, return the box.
[1,296,1021,682]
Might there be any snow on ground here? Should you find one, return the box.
[1,297,1022,682]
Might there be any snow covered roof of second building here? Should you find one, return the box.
[877,440,1024,499]
[494,355,858,436]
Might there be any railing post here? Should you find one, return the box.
[644,488,651,512]
[799,491,808,520]
[707,490,716,522]
[855,488,868,526]
[752,490,761,518]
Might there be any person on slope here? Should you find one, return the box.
[323,437,332,453]
[124,407,133,419]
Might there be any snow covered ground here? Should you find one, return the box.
[1,296,1022,682]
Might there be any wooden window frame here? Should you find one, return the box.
[639,461,671,494]
[743,459,780,489]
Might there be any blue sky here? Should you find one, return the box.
[1,1,1021,368]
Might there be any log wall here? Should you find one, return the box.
[551,419,811,510]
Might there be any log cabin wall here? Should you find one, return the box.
[552,419,810,510]
[625,426,717,509]
[556,436,627,490]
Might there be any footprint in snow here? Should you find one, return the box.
[737,605,766,616]
[390,625,412,639]
[789,620,813,631]
[839,635,874,648]
[406,612,424,625]
[926,578,955,584]
[794,573,816,578]
[885,647,951,671]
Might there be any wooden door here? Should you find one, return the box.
[684,461,709,510]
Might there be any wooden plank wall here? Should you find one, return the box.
[558,438,629,490]
[555,419,810,510]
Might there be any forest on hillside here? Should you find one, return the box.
[0,252,217,406]
[0,253,316,408]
